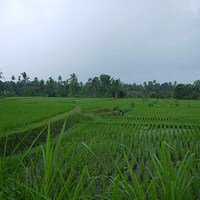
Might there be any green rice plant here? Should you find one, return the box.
[1,97,200,199]
[147,142,198,199]
[1,118,102,199]
[0,98,74,132]
[0,117,48,199]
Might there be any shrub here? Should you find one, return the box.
[130,102,135,108]
[175,99,179,106]
[148,103,154,107]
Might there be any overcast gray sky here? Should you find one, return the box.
[0,0,200,84]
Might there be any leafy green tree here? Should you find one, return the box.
[2,90,11,97]
[158,82,172,98]
[32,77,39,87]
[185,84,194,99]
[143,82,147,88]
[174,84,187,99]
[173,81,177,88]
[194,80,200,91]
[191,80,200,99]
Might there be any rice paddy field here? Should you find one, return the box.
[0,97,200,199]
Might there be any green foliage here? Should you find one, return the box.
[0,97,74,132]
[175,99,179,106]
[119,104,134,115]
[130,101,135,108]
[175,84,187,99]
[1,97,200,199]
[142,98,148,104]
[1,90,12,97]
[148,102,154,107]
[0,106,92,155]
[1,70,200,99]
[87,107,111,113]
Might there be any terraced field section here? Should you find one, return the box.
[50,115,200,199]
[0,97,200,199]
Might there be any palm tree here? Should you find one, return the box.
[39,79,45,95]
[21,71,30,95]
[64,80,70,96]
[11,75,15,81]
[100,74,111,94]
[57,75,63,96]
[87,77,99,97]
[11,75,16,94]
[58,75,62,84]
[112,78,121,98]
[69,73,78,96]
[194,80,200,91]
[21,72,30,85]
[0,69,4,80]
[46,77,55,97]
[21,72,29,89]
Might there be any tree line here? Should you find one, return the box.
[0,71,200,99]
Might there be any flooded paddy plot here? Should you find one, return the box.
[63,116,200,185]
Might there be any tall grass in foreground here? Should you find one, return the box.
[0,119,96,199]
[1,121,199,199]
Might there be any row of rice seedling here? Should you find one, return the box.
[2,116,199,199]
[52,119,199,182]
[2,97,200,199]
[0,98,74,132]
[1,97,199,132]
[105,115,200,127]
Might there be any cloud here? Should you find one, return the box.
[0,0,200,84]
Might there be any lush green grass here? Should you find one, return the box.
[0,97,74,131]
[2,118,200,199]
[1,97,200,132]
[1,97,200,199]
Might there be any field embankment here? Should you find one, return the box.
[0,106,95,155]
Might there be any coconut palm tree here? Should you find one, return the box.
[11,75,15,81]
[46,77,55,97]
[58,75,62,84]
[69,73,78,96]
[112,78,121,98]
[87,77,99,97]
[39,79,45,95]
[11,75,16,94]
[0,69,4,80]
[21,72,30,85]
[100,74,111,94]
[21,71,30,96]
